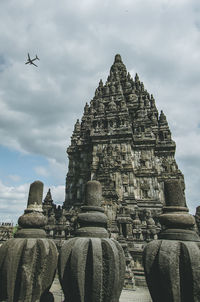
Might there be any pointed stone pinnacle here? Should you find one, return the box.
[114,54,122,63]
[135,73,139,81]
[159,110,167,124]
[44,188,53,204]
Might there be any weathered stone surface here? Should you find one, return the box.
[85,180,102,206]
[18,211,47,228]
[16,180,47,237]
[143,179,200,302]
[164,180,186,207]
[0,238,57,302]
[58,181,125,302]
[42,189,70,245]
[194,205,200,234]
[43,54,184,286]
[0,223,13,245]
[0,181,58,302]
[63,55,183,225]
[27,180,44,211]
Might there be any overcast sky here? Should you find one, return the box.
[0,0,200,223]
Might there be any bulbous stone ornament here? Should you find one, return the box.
[0,181,58,302]
[58,180,125,302]
[143,179,200,302]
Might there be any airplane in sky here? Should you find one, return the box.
[25,53,40,67]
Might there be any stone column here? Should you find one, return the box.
[58,180,125,302]
[0,181,58,302]
[143,179,200,302]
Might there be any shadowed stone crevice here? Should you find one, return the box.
[84,241,94,302]
[179,242,193,302]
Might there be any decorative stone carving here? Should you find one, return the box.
[143,179,200,302]
[98,99,105,113]
[0,181,58,302]
[58,181,125,302]
[0,223,13,245]
[44,54,184,286]
[194,205,200,235]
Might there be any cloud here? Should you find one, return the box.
[34,166,49,177]
[8,174,21,182]
[0,181,29,223]
[0,0,199,218]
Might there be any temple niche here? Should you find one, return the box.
[44,54,184,285]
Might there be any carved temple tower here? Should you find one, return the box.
[62,54,184,284]
[64,53,183,216]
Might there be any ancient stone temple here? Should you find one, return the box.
[44,54,184,285]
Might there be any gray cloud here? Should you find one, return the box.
[0,0,199,215]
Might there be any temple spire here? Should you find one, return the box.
[44,188,53,205]
[62,54,184,286]
[110,53,127,80]
[114,53,123,63]
[159,110,168,125]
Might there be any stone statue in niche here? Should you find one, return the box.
[110,84,116,94]
[108,96,117,111]
[162,158,171,172]
[122,172,128,184]
[116,82,123,93]
[104,84,109,95]
[141,180,150,199]
[98,99,104,113]
[120,100,127,110]
[106,144,113,155]
[128,93,138,102]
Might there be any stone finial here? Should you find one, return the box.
[135,73,139,82]
[143,179,200,302]
[74,119,81,132]
[99,79,103,88]
[27,180,43,210]
[76,181,108,238]
[17,181,47,237]
[159,179,197,240]
[58,180,125,302]
[164,180,186,207]
[0,181,58,302]
[159,110,168,125]
[110,54,127,80]
[114,54,122,63]
[85,180,102,206]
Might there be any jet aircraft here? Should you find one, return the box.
[25,53,39,67]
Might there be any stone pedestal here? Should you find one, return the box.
[143,179,200,302]
[58,181,125,302]
[0,181,58,302]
